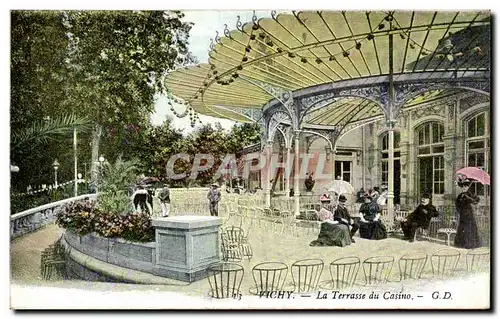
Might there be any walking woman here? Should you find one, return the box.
[454,179,482,249]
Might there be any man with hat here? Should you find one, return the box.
[207,182,221,217]
[401,193,439,242]
[158,183,171,217]
[334,194,359,243]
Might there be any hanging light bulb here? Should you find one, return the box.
[367,33,374,41]
[250,34,256,40]
[242,56,248,62]
[355,42,362,50]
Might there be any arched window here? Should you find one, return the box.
[416,122,445,195]
[465,112,490,195]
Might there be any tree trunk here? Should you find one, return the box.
[90,124,102,182]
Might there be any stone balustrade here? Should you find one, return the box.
[10,194,97,239]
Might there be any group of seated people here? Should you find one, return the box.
[310,192,439,247]
[310,192,387,247]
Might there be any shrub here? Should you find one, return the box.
[56,200,155,242]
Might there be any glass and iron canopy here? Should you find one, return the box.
[165,11,490,128]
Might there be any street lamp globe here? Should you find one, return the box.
[77,173,82,179]
[99,155,105,164]
[53,159,60,171]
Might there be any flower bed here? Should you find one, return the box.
[56,200,154,242]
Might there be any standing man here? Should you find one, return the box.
[158,183,171,218]
[207,183,221,217]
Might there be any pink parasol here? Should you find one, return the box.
[456,167,490,185]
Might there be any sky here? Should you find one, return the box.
[150,10,276,133]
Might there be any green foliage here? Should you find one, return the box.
[97,156,139,215]
[56,200,154,242]
[11,114,91,151]
[11,10,196,192]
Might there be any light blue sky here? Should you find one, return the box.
[151,10,276,132]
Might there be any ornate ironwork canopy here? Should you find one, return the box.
[165,10,490,128]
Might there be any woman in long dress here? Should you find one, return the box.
[454,179,482,249]
[309,194,352,247]
[358,193,387,240]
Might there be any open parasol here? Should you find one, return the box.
[456,167,490,185]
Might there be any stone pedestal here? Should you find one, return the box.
[152,216,222,282]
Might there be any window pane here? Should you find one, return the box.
[477,153,485,167]
[418,129,424,145]
[382,135,387,150]
[432,123,439,143]
[468,117,476,137]
[424,124,430,144]
[439,170,444,181]
[343,161,351,171]
[468,153,476,166]
[382,153,388,159]
[382,162,388,171]
[468,140,485,149]
[432,146,444,153]
[343,173,350,182]
[477,113,485,136]
[395,132,401,149]
[335,161,341,176]
[418,147,430,155]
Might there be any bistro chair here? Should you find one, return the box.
[291,259,324,292]
[466,248,490,273]
[207,262,244,299]
[398,253,428,281]
[220,229,243,262]
[362,256,394,285]
[251,262,288,295]
[430,248,460,278]
[329,256,360,289]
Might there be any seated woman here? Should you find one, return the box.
[309,194,352,247]
[358,193,387,240]
[401,193,439,242]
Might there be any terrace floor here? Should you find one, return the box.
[10,214,490,309]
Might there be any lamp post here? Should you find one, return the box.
[98,155,105,184]
[53,159,60,188]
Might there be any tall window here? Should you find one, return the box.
[335,161,351,183]
[416,122,445,195]
[466,112,489,195]
[380,132,401,186]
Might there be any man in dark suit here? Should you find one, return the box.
[401,193,439,242]
[334,195,359,243]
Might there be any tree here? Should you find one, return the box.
[63,11,196,182]
[11,11,91,191]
